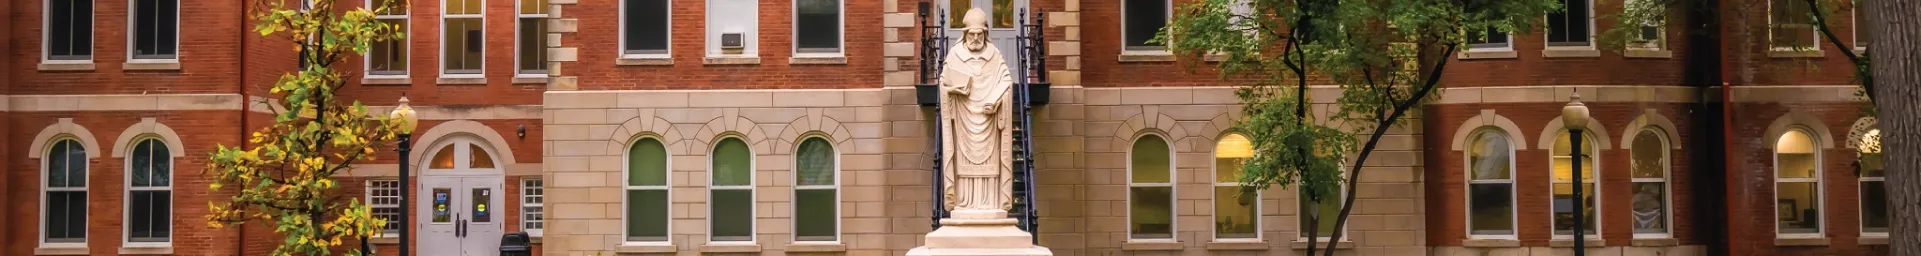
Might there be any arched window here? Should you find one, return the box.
[427,139,499,171]
[1775,129,1822,236]
[1212,134,1258,240]
[794,137,838,242]
[625,137,670,242]
[710,137,755,242]
[1858,129,1887,235]
[1130,134,1174,240]
[1550,131,1599,237]
[44,138,89,243]
[127,138,173,243]
[1467,130,1515,238]
[1629,129,1671,237]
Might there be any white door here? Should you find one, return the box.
[418,176,505,256]
[943,0,1026,70]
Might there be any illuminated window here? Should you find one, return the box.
[517,0,548,75]
[1213,134,1258,240]
[1550,131,1598,237]
[1775,129,1822,236]
[1630,129,1670,237]
[442,0,484,75]
[368,0,408,76]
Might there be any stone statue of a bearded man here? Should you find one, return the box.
[940,8,1015,213]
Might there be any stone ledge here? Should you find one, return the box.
[1461,239,1521,248]
[1118,51,1175,62]
[38,62,96,71]
[362,77,411,85]
[790,56,848,65]
[117,246,174,255]
[1548,238,1606,247]
[512,76,551,84]
[1542,48,1601,58]
[1629,237,1678,247]
[1205,241,1268,250]
[703,56,763,65]
[785,242,847,252]
[1625,49,1674,58]
[1458,50,1517,59]
[1773,237,1830,246]
[700,243,763,253]
[124,60,182,71]
[1290,239,1354,249]
[1767,50,1824,58]
[370,236,400,244]
[616,57,674,66]
[1120,241,1183,251]
[615,243,679,253]
[1860,236,1889,245]
[436,77,488,85]
[34,246,88,256]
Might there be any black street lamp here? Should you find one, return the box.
[1563,93,1591,256]
[390,96,419,256]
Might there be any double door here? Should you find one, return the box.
[418,176,505,256]
[944,0,1026,70]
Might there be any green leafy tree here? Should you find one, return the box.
[1158,0,1558,254]
[204,0,407,255]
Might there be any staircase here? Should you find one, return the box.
[919,4,1047,245]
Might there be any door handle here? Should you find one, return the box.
[456,217,466,237]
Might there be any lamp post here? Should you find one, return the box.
[390,96,419,256]
[1562,93,1591,256]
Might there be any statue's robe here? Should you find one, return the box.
[938,40,1016,212]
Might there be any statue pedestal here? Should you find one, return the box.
[908,210,1053,256]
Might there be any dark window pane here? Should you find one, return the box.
[1129,186,1172,239]
[432,188,452,223]
[1469,183,1513,235]
[47,191,87,242]
[49,0,94,59]
[630,138,668,186]
[1862,181,1889,232]
[796,0,840,52]
[1630,182,1667,234]
[133,141,153,187]
[1551,183,1597,235]
[1124,0,1167,48]
[1547,0,1590,46]
[625,190,669,241]
[151,140,170,186]
[68,141,88,187]
[471,188,493,223]
[797,138,835,186]
[794,189,837,241]
[48,141,69,187]
[130,190,172,242]
[712,138,751,186]
[443,18,483,73]
[519,18,548,73]
[625,0,669,53]
[711,189,753,241]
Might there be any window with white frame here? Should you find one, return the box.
[1858,129,1887,234]
[45,138,89,243]
[1770,0,1817,50]
[1122,0,1169,50]
[1625,0,1666,50]
[1546,0,1593,47]
[1299,177,1343,240]
[1775,129,1822,236]
[521,178,544,236]
[368,180,402,236]
[1467,130,1516,238]
[794,0,842,54]
[127,138,173,243]
[442,0,483,75]
[625,137,670,242]
[1467,27,1512,51]
[517,0,548,75]
[1550,131,1598,237]
[1130,134,1175,240]
[130,0,178,60]
[46,0,95,61]
[794,137,838,241]
[711,137,755,242]
[1213,134,1258,240]
[1853,0,1869,50]
[368,0,407,76]
[1629,129,1671,236]
[622,0,669,56]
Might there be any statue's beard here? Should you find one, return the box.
[964,30,987,51]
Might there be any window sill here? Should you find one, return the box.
[703,56,762,65]
[785,242,847,252]
[699,243,762,253]
[1118,51,1176,63]
[616,57,675,66]
[1203,240,1267,250]
[1548,238,1606,247]
[124,60,182,71]
[789,56,848,65]
[1767,50,1823,58]
[1290,239,1353,249]
[435,77,488,85]
[512,76,550,84]
[1629,237,1678,247]
[1120,241,1184,251]
[1854,48,1867,56]
[362,77,411,85]
[1542,48,1601,58]
[615,243,678,253]
[1625,49,1674,58]
[1860,236,1889,245]
[370,236,400,244]
[118,246,174,255]
[1772,237,1830,246]
[34,246,88,255]
[1458,50,1517,60]
[39,62,96,71]
[1460,239,1521,248]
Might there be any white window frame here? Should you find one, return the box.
[709,136,756,243]
[123,137,174,246]
[514,0,547,77]
[1773,128,1825,238]
[1852,0,1866,52]
[1629,129,1673,239]
[1119,0,1173,53]
[619,0,671,59]
[1210,134,1260,242]
[43,0,96,63]
[792,136,841,243]
[1767,0,1822,52]
[1465,129,1518,241]
[366,179,402,237]
[622,136,672,245]
[520,178,544,237]
[1625,0,1667,51]
[1466,28,1514,52]
[1859,129,1886,237]
[1543,0,1597,49]
[1549,131,1601,240]
[1295,175,1347,242]
[1127,133,1177,242]
[366,0,409,78]
[439,0,485,77]
[41,138,89,247]
[792,0,845,57]
[125,0,179,62]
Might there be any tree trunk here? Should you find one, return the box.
[1867,0,1921,253]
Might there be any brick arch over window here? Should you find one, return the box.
[1845,117,1878,150]
[1450,109,1529,151]
[111,118,187,158]
[411,119,520,166]
[609,115,689,155]
[776,114,856,155]
[1620,109,1683,150]
[1537,112,1615,150]
[31,118,103,159]
[1764,110,1836,149]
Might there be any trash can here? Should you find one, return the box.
[500,232,532,256]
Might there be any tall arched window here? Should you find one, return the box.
[710,137,755,242]
[1629,129,1670,237]
[625,137,669,242]
[127,138,173,243]
[1858,129,1887,235]
[794,137,838,242]
[1212,134,1258,240]
[1550,131,1599,237]
[1467,130,1515,238]
[44,138,89,243]
[1775,129,1822,236]
[1130,134,1174,240]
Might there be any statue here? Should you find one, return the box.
[940,7,1015,213]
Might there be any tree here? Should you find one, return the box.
[204,0,407,255]
[1863,0,1918,252]
[1157,0,1559,254]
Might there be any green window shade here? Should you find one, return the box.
[1214,187,1257,238]
[629,138,667,186]
[711,189,754,241]
[797,138,835,186]
[713,138,752,186]
[1132,135,1170,183]
[795,189,837,241]
[625,190,668,241]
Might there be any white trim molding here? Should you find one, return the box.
[31,118,104,159]
[112,117,187,158]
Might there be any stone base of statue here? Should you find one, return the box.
[907,209,1053,256]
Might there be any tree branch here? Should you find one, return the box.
[1322,44,1458,256]
[1801,0,1875,103]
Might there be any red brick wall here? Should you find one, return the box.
[1723,102,1883,255]
[9,0,247,95]
[1720,0,1868,86]
[560,0,887,90]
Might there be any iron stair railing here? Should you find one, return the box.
[919,2,952,231]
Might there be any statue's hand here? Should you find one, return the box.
[982,103,998,114]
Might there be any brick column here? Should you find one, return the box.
[544,0,579,91]
[1046,0,1080,88]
